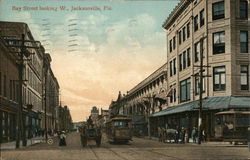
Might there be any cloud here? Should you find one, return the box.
[48,13,168,122]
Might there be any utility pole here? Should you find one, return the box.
[197,36,204,145]
[15,34,26,148]
[193,35,211,144]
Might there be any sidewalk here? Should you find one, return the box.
[143,136,242,146]
[0,136,45,150]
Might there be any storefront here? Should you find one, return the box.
[149,96,250,141]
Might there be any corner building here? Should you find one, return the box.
[150,0,250,140]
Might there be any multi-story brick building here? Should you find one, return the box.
[0,37,19,143]
[42,53,60,134]
[150,0,250,139]
[0,21,61,142]
[0,22,44,142]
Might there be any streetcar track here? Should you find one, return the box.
[89,145,100,160]
[147,149,183,160]
[102,145,129,160]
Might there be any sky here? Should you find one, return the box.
[0,0,179,122]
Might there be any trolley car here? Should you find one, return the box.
[106,115,132,143]
[215,110,250,144]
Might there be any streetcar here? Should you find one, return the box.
[214,110,250,144]
[106,115,132,143]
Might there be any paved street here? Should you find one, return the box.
[1,132,249,160]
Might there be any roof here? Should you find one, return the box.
[151,96,250,117]
[128,62,167,95]
[109,115,132,121]
[162,0,191,29]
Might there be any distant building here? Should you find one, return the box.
[58,105,73,131]
[73,121,84,131]
[90,106,99,126]
[98,109,109,128]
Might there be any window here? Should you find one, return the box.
[200,9,205,27]
[195,42,200,62]
[183,27,186,41]
[187,48,191,67]
[195,74,205,95]
[187,23,190,38]
[173,58,176,75]
[170,88,177,103]
[10,80,12,100]
[213,66,226,91]
[179,31,182,44]
[179,54,182,71]
[240,31,248,53]
[213,31,225,54]
[169,39,172,52]
[173,88,176,102]
[240,0,248,19]
[180,78,191,102]
[4,75,6,97]
[194,15,199,31]
[183,51,186,69]
[241,65,249,90]
[170,61,173,77]
[173,36,176,50]
[212,1,225,20]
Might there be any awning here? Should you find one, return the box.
[151,100,195,117]
[150,96,250,117]
[215,110,250,115]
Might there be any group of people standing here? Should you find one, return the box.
[158,126,206,144]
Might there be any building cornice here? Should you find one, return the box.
[162,0,192,30]
[127,62,167,96]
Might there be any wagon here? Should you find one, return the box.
[80,126,102,147]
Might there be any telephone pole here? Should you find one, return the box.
[16,34,25,148]
[198,36,204,145]
[193,35,210,144]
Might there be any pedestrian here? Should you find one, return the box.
[180,127,185,144]
[185,128,189,143]
[59,131,67,146]
[191,127,197,143]
[248,126,250,152]
[175,126,180,143]
[158,127,162,142]
[162,127,166,143]
[202,130,206,142]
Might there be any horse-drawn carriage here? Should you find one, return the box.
[80,125,102,147]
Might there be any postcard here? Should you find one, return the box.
[0,0,249,159]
